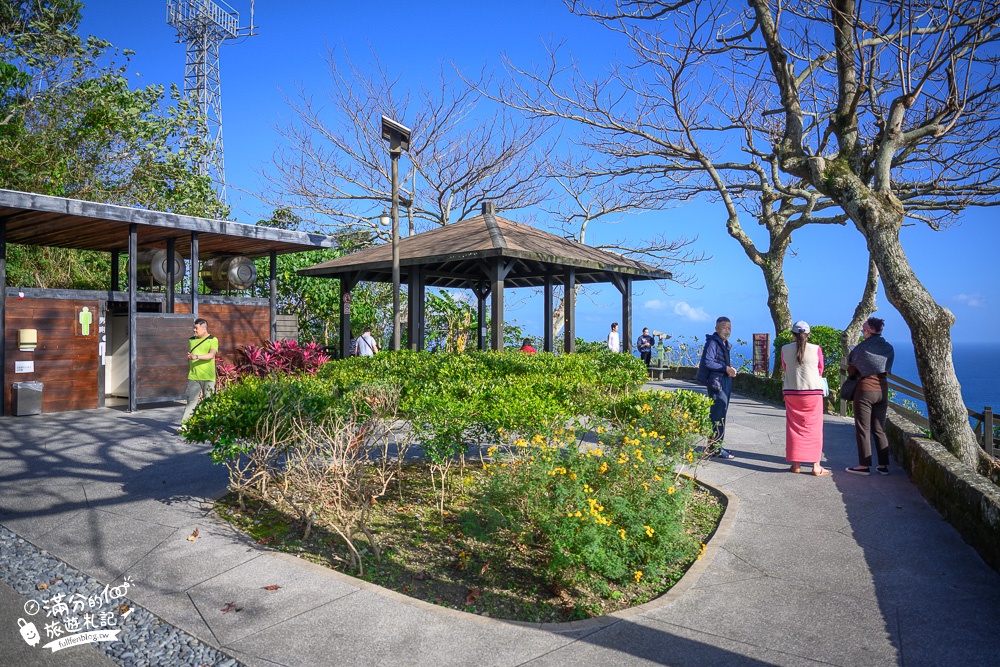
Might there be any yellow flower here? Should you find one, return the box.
[599,462,609,474]
[642,483,648,490]
[653,474,662,482]
[645,525,655,537]
[618,528,627,540]
[634,570,643,582]
[668,486,676,495]
[569,472,577,480]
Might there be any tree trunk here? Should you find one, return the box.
[859,204,979,467]
[759,248,793,376]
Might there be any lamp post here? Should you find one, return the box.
[381,115,411,351]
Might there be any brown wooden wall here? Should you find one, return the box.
[174,302,270,364]
[2,298,270,415]
[3,298,99,414]
[135,314,193,401]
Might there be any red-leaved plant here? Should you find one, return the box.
[216,340,330,388]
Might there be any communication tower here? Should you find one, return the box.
[166,0,257,203]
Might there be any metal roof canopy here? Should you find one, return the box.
[300,203,671,357]
[0,189,335,258]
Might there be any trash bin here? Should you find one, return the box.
[12,382,43,416]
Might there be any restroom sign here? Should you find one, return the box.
[76,306,95,336]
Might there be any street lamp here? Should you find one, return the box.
[381,115,411,351]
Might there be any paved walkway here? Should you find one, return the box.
[1,380,999,666]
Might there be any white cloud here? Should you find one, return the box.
[954,293,985,308]
[643,299,669,310]
[673,301,710,322]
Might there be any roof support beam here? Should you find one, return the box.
[564,267,576,354]
[128,223,138,413]
[190,232,199,317]
[269,250,277,341]
[471,282,490,351]
[166,238,176,314]
[0,218,6,416]
[621,276,633,356]
[491,260,506,352]
[543,273,554,353]
[339,273,358,360]
[408,266,425,351]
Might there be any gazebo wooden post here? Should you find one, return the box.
[563,268,576,354]
[269,250,278,341]
[339,274,357,359]
[543,273,554,353]
[127,223,138,412]
[189,231,199,317]
[471,283,490,351]
[621,275,633,355]
[610,273,634,355]
[491,261,505,351]
[166,237,176,313]
[408,266,424,351]
[0,218,6,416]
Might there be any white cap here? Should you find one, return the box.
[791,320,810,334]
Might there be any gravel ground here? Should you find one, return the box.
[0,525,241,667]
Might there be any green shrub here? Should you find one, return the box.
[464,390,713,586]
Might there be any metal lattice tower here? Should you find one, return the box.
[166,0,256,203]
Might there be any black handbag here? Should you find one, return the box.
[840,375,860,401]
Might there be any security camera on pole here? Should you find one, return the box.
[381,115,411,351]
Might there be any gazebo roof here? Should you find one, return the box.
[298,210,671,288]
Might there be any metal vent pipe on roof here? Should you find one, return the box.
[482,201,496,215]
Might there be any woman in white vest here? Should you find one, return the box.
[781,321,828,476]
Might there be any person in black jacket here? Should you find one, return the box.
[696,316,738,458]
[636,328,655,365]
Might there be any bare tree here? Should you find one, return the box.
[542,166,704,336]
[490,27,848,371]
[262,49,551,241]
[564,0,1000,466]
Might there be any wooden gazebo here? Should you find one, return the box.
[299,203,671,357]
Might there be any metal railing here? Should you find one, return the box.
[839,369,999,459]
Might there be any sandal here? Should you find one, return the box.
[789,465,801,474]
[845,466,871,475]
[811,467,829,476]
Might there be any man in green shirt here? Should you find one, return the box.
[180,317,219,430]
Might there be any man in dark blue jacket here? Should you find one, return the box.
[696,316,738,458]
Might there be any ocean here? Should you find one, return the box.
[721,340,1000,414]
[889,342,1000,415]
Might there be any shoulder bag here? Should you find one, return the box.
[840,375,860,402]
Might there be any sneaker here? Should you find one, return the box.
[845,466,871,475]
[711,447,736,459]
[876,465,889,475]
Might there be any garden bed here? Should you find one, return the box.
[214,463,724,622]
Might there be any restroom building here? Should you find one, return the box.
[0,189,334,415]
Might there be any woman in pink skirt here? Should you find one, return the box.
[781,321,828,476]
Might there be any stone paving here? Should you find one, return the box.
[1,380,999,666]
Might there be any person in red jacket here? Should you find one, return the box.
[519,338,537,354]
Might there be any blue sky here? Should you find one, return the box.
[78,1,999,346]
